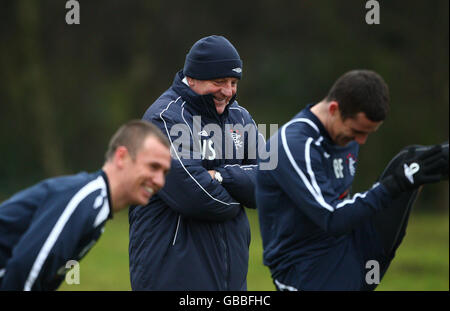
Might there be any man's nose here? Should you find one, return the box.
[220,82,234,97]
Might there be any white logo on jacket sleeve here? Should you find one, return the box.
[403,162,420,184]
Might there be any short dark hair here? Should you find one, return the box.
[105,120,170,161]
[326,70,390,122]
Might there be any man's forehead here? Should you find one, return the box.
[139,136,169,154]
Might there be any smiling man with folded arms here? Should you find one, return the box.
[129,35,262,290]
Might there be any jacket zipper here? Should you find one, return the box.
[220,117,231,290]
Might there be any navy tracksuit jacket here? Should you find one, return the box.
[129,71,262,290]
[0,170,112,290]
[256,104,394,290]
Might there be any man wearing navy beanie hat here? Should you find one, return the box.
[182,35,243,115]
[183,35,243,81]
[129,35,262,290]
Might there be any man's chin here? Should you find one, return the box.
[335,136,353,147]
[136,194,152,206]
[214,102,228,114]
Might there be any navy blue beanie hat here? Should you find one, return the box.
[183,35,243,80]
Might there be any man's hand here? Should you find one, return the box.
[381,144,447,197]
[208,170,215,179]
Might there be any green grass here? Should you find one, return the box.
[59,209,448,291]
[376,212,449,290]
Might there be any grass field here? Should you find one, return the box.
[59,209,448,291]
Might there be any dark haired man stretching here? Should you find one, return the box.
[256,70,448,290]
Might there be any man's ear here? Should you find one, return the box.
[114,146,129,169]
[186,77,195,87]
[328,101,340,116]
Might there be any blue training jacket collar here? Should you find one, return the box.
[171,70,236,122]
[100,169,114,220]
[304,103,334,143]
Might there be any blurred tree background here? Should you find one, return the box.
[1,0,447,207]
[0,0,448,291]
